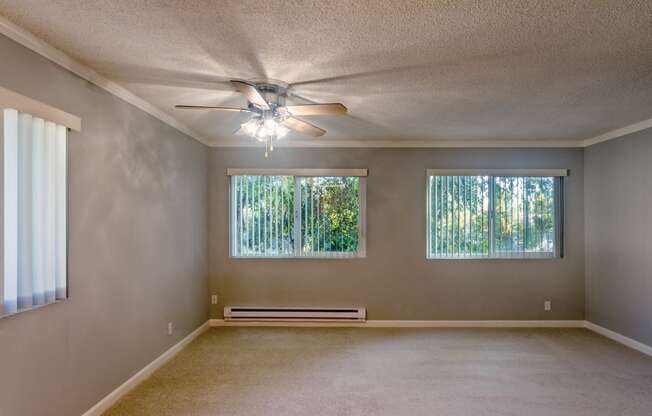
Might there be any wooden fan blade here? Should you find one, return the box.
[175,105,249,112]
[230,80,270,110]
[285,103,347,116]
[282,117,326,137]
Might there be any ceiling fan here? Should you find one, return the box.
[175,80,347,156]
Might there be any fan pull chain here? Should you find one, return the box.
[264,134,276,158]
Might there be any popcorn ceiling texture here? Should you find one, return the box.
[1,0,651,146]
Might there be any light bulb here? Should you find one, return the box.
[263,118,277,131]
[276,124,289,139]
[241,118,259,136]
[242,115,287,155]
[256,126,269,139]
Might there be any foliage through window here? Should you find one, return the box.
[427,174,561,259]
[231,174,365,258]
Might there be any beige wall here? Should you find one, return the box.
[585,128,652,346]
[209,147,585,320]
[0,35,209,415]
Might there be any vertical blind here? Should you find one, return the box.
[231,175,364,258]
[2,109,67,316]
[300,177,361,257]
[429,175,490,257]
[428,174,561,259]
[231,175,295,257]
[493,176,556,256]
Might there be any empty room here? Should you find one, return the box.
[1,1,652,415]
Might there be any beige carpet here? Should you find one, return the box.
[104,327,652,416]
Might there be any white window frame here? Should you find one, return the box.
[426,169,567,260]
[1,86,78,318]
[228,168,367,259]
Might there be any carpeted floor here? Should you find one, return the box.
[104,327,652,416]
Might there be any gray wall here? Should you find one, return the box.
[0,35,209,416]
[209,147,585,320]
[585,128,652,346]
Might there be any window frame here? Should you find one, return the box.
[1,105,73,319]
[426,169,566,260]
[228,169,367,259]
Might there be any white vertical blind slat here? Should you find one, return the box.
[274,177,278,254]
[257,176,261,253]
[44,121,57,303]
[234,176,239,255]
[55,123,67,300]
[18,113,33,308]
[31,117,45,305]
[3,109,19,315]
[238,176,243,255]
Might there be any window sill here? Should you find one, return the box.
[230,254,365,260]
[426,254,557,261]
[0,298,67,320]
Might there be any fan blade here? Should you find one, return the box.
[282,117,326,137]
[285,103,347,116]
[230,80,270,110]
[175,105,249,112]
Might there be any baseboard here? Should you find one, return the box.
[584,321,652,357]
[81,321,210,416]
[209,319,584,328]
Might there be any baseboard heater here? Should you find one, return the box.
[224,306,367,322]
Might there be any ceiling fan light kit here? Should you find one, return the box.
[175,80,347,157]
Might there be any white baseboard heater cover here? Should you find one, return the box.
[224,306,367,322]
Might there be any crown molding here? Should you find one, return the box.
[210,138,585,148]
[0,15,212,146]
[2,15,650,150]
[581,118,652,147]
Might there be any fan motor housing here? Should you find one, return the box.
[252,81,287,109]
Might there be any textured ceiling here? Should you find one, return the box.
[1,0,651,146]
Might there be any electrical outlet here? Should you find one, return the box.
[544,300,552,311]
[211,294,218,305]
[167,322,173,335]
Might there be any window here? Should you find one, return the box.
[427,169,565,259]
[229,169,366,258]
[2,109,68,317]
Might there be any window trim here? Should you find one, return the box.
[426,170,565,260]
[227,168,368,177]
[0,86,81,132]
[426,169,568,177]
[228,169,367,259]
[1,107,71,319]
